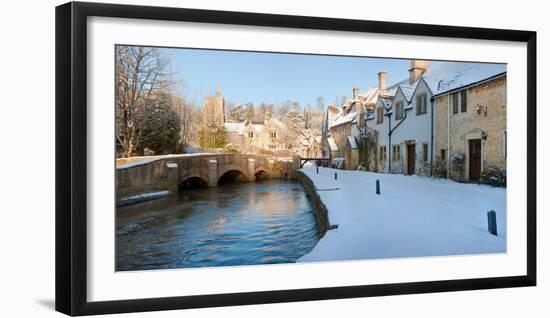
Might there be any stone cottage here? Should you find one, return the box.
[366,59,506,180]
[432,69,507,181]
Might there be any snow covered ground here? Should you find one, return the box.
[298,165,506,262]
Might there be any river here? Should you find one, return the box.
[116,179,321,271]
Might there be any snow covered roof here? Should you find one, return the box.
[422,61,506,96]
[330,111,357,128]
[398,83,417,102]
[252,124,264,132]
[224,122,245,134]
[225,122,268,135]
[347,136,358,149]
[327,137,338,151]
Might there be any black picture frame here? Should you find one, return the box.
[55,1,537,316]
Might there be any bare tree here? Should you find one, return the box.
[115,46,171,157]
[315,96,325,111]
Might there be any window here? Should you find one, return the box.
[451,92,459,114]
[451,90,467,114]
[392,144,401,161]
[269,131,277,138]
[248,132,254,138]
[416,93,427,115]
[377,107,384,124]
[460,90,467,113]
[440,149,446,161]
[269,145,276,150]
[422,143,428,162]
[379,145,387,161]
[395,101,404,120]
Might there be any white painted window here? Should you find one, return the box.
[377,107,384,124]
[379,145,387,161]
[395,101,404,120]
[392,144,401,161]
[416,93,427,115]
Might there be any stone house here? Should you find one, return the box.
[322,72,391,170]
[366,60,506,181]
[224,112,290,155]
[433,73,507,181]
[380,60,434,175]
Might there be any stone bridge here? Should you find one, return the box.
[116,153,300,199]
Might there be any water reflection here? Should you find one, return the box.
[116,180,320,271]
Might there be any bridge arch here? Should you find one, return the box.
[179,174,209,190]
[217,169,249,185]
[254,165,269,180]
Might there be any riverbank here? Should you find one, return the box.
[298,165,506,262]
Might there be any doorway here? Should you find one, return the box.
[407,144,416,175]
[469,139,482,180]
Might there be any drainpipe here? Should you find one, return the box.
[446,95,450,179]
[388,114,392,172]
[430,96,434,177]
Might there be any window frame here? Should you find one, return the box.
[460,90,468,113]
[451,92,459,114]
[395,101,404,120]
[416,93,427,115]
[392,144,401,161]
[379,145,387,161]
[377,107,384,124]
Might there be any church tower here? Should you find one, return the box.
[204,84,226,125]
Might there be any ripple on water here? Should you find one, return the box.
[116,180,321,271]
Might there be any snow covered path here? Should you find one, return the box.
[298,165,506,262]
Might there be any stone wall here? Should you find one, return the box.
[116,160,176,198]
[294,170,329,236]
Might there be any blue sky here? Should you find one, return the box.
[164,47,410,108]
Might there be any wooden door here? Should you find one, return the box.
[469,139,481,180]
[407,144,415,175]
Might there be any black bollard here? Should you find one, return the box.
[487,210,497,236]
[376,179,380,195]
[334,172,338,180]
[316,165,319,174]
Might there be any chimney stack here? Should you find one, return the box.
[378,71,387,90]
[352,87,360,100]
[409,60,429,84]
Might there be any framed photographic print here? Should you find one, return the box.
[55,1,537,316]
